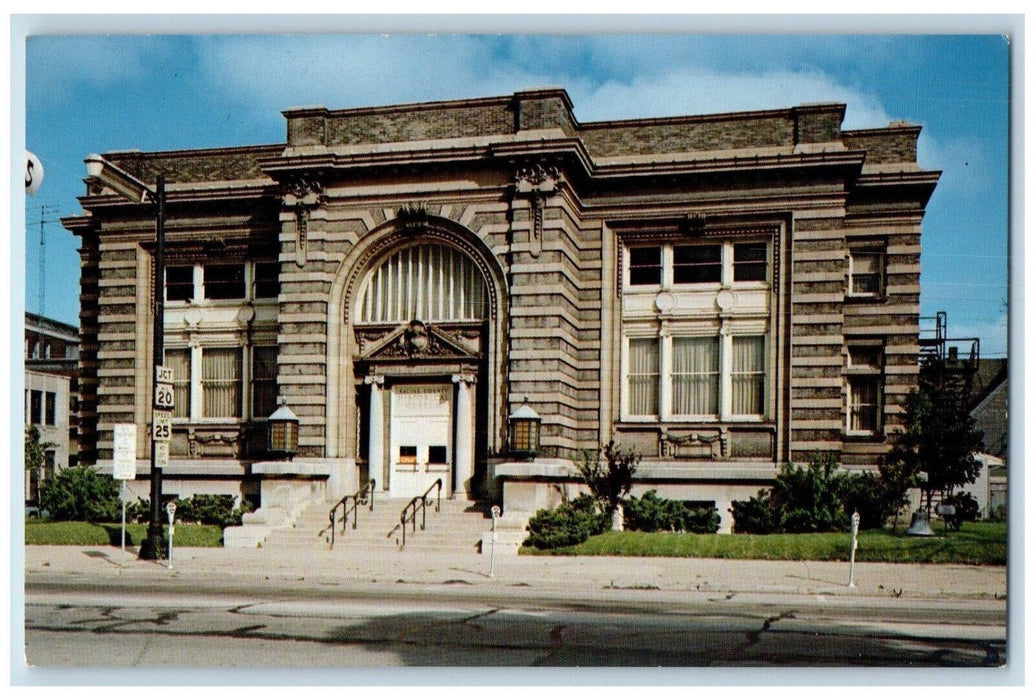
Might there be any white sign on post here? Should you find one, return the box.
[113,424,137,480]
[155,382,175,410]
[155,365,173,384]
[155,441,170,468]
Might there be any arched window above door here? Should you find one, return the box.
[357,243,488,324]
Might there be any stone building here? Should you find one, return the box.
[24,312,80,502]
[63,88,937,533]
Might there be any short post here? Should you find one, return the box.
[166,501,177,570]
[489,505,501,578]
[121,481,127,556]
[847,510,860,588]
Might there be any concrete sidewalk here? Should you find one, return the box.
[23,544,1007,609]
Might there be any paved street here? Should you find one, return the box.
[17,545,1008,672]
[24,582,1005,667]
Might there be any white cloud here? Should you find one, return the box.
[569,69,891,127]
[195,36,897,132]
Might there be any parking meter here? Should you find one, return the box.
[166,502,177,569]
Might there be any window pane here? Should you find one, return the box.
[733,243,768,282]
[45,392,56,426]
[251,346,278,419]
[164,349,192,419]
[850,252,883,295]
[202,348,242,418]
[849,377,880,432]
[673,245,721,284]
[204,264,246,300]
[671,337,719,415]
[166,266,194,302]
[428,445,448,464]
[254,262,280,299]
[732,336,766,415]
[30,390,42,424]
[848,346,882,369]
[628,246,662,286]
[627,338,659,415]
[358,244,488,322]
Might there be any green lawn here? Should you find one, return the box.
[522,521,1006,565]
[25,521,225,547]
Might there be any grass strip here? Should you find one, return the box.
[522,521,1006,565]
[25,521,225,547]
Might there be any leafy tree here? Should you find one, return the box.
[887,384,984,514]
[573,440,639,516]
[38,465,121,523]
[24,425,55,499]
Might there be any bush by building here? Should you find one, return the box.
[37,465,121,523]
[523,494,610,549]
[623,490,720,534]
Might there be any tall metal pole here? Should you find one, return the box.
[140,175,167,560]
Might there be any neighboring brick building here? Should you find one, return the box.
[24,312,80,502]
[63,88,938,532]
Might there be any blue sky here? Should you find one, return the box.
[20,28,1011,358]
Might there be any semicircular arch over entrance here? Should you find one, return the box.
[355,242,489,325]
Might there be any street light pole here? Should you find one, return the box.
[141,174,167,560]
[85,154,168,561]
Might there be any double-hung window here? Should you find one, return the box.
[625,334,767,421]
[671,337,719,416]
[846,343,884,436]
[251,346,278,419]
[848,248,885,297]
[202,348,243,419]
[164,348,192,419]
[627,338,660,416]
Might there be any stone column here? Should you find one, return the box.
[452,373,476,499]
[365,375,386,491]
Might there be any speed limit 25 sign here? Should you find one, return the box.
[153,410,172,442]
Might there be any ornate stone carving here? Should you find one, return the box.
[282,175,324,268]
[361,320,478,361]
[396,203,431,234]
[660,428,729,459]
[514,163,561,258]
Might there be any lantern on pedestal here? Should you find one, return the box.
[508,399,541,460]
[267,397,299,460]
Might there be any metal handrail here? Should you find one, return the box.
[328,478,376,548]
[397,478,442,548]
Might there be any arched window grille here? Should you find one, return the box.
[357,244,488,323]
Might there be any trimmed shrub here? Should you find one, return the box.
[730,490,778,534]
[523,494,610,549]
[126,494,252,528]
[624,490,720,534]
[38,465,121,523]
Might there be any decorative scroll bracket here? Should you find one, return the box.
[514,163,560,258]
[283,176,324,267]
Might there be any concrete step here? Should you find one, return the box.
[261,497,494,553]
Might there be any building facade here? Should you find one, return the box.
[64,89,937,532]
[24,312,80,502]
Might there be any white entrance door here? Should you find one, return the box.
[389,384,452,498]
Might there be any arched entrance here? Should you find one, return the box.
[350,239,497,499]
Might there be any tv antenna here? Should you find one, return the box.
[29,204,60,317]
